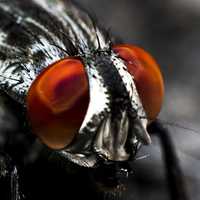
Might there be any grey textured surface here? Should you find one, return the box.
[76,0,200,199]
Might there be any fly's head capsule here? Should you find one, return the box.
[26,44,164,167]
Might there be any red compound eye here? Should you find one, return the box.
[27,58,89,150]
[113,44,164,121]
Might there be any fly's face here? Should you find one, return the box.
[0,0,164,167]
[80,51,150,162]
[26,45,164,167]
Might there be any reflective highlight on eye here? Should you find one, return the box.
[113,44,164,121]
[27,58,89,150]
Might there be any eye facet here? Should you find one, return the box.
[113,44,164,121]
[27,58,89,150]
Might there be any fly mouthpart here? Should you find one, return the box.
[93,110,151,162]
[94,111,129,161]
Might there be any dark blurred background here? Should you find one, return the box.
[75,0,200,199]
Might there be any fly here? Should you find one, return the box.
[0,1,189,200]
